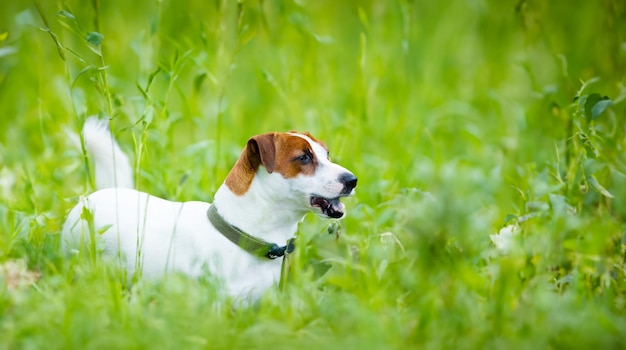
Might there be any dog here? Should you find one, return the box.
[62,118,357,298]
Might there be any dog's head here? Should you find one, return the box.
[225,132,357,219]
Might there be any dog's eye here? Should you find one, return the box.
[296,153,312,164]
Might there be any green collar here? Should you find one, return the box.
[207,205,295,259]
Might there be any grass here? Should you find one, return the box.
[1,0,626,348]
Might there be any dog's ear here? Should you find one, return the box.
[225,133,276,195]
[248,133,276,173]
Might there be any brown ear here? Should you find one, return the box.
[224,133,277,195]
[248,133,276,173]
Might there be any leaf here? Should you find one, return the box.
[503,214,518,225]
[56,10,75,19]
[591,99,613,120]
[238,25,256,47]
[578,93,611,122]
[55,11,82,38]
[85,31,104,46]
[145,66,162,93]
[0,32,8,42]
[583,94,602,121]
[587,175,614,198]
[193,73,207,92]
[80,206,93,221]
[97,224,113,235]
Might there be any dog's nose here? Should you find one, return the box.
[340,173,358,194]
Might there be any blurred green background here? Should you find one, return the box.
[1,0,626,348]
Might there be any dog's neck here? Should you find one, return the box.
[212,170,305,245]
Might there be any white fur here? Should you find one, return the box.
[62,118,356,298]
[82,118,134,189]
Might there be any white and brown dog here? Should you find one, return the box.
[62,118,357,298]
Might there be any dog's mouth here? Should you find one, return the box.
[310,196,346,219]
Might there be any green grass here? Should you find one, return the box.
[1,0,626,348]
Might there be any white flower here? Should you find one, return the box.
[490,224,520,252]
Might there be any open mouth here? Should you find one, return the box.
[310,196,346,219]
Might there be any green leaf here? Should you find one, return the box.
[146,66,162,93]
[80,206,93,221]
[578,93,611,122]
[97,224,113,235]
[587,175,614,198]
[583,94,602,121]
[591,99,613,120]
[85,31,104,46]
[239,26,256,47]
[503,214,518,225]
[57,10,75,19]
[193,73,207,92]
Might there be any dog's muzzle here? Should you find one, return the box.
[310,172,357,219]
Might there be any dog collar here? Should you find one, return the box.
[207,205,295,259]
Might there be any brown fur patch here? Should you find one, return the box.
[225,133,276,196]
[224,132,321,195]
[272,133,317,178]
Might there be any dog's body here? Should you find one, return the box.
[62,118,357,298]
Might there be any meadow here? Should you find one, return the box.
[1,0,626,348]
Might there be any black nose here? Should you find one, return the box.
[340,173,358,194]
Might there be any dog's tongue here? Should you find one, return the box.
[311,196,345,218]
